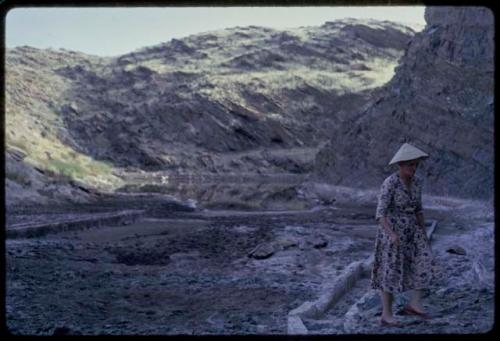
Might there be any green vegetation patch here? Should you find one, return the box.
[90,160,113,175]
[47,158,87,179]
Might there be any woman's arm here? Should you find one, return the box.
[416,211,425,229]
[415,178,426,230]
[379,216,400,246]
[375,177,399,245]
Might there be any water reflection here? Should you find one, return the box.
[116,174,312,211]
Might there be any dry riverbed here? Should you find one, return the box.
[5,186,494,335]
[6,203,377,335]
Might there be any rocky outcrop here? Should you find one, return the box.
[5,150,93,207]
[314,7,494,199]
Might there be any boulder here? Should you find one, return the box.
[276,237,299,250]
[446,246,467,255]
[309,236,328,249]
[7,147,27,161]
[248,242,276,259]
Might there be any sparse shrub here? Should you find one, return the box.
[51,171,74,184]
[90,160,112,175]
[48,159,86,180]
[68,150,78,159]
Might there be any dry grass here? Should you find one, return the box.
[5,53,122,191]
[6,126,121,190]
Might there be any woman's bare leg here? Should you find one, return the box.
[409,290,426,312]
[380,291,396,321]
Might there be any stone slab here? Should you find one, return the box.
[6,210,145,239]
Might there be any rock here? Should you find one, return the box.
[69,180,99,195]
[436,287,457,297]
[276,237,299,250]
[310,236,328,249]
[69,102,79,113]
[248,242,276,259]
[287,315,308,334]
[52,326,73,335]
[7,147,27,161]
[314,7,494,200]
[350,63,371,71]
[185,199,197,209]
[284,225,307,235]
[33,166,46,175]
[357,293,379,310]
[169,251,200,262]
[446,246,466,255]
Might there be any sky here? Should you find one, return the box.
[6,7,426,57]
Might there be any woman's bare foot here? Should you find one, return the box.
[380,315,401,327]
[381,315,398,323]
[404,303,430,319]
[408,302,426,314]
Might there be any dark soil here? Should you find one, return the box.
[6,205,377,335]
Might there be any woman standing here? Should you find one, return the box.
[371,143,434,327]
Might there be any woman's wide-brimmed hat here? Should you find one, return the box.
[389,143,429,166]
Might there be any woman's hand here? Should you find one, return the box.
[421,228,430,243]
[388,231,400,246]
[379,216,400,246]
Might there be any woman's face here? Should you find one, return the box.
[398,159,419,178]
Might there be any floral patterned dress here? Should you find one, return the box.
[370,172,434,293]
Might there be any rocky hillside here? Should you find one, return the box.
[5,48,121,206]
[314,7,494,200]
[6,19,415,205]
[53,19,413,169]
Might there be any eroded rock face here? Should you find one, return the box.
[314,7,494,199]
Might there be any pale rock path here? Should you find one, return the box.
[302,206,494,334]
